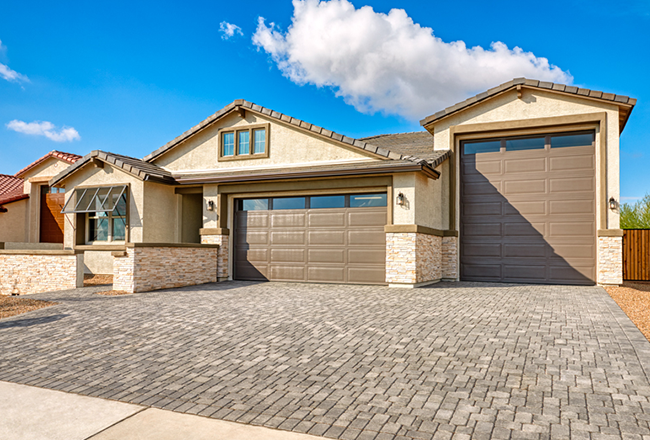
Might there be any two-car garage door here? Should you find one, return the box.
[460,131,597,285]
[234,193,387,284]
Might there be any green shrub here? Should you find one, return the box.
[621,194,650,229]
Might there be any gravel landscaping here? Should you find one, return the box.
[0,296,57,320]
[606,281,650,341]
[84,274,113,287]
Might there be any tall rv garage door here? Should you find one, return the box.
[234,193,387,284]
[460,132,596,285]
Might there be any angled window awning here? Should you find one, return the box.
[61,185,128,214]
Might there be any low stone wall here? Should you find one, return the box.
[113,244,220,293]
[386,232,442,286]
[0,250,83,295]
[598,235,623,285]
[200,234,229,281]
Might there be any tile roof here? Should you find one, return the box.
[419,78,637,132]
[358,131,449,167]
[50,151,175,187]
[143,100,444,171]
[14,150,82,178]
[0,174,27,206]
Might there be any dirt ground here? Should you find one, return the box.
[605,281,650,341]
[0,296,57,320]
[83,274,113,287]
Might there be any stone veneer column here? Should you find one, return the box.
[200,234,229,281]
[386,232,442,287]
[598,235,623,285]
[441,236,458,280]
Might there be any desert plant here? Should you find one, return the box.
[620,194,650,229]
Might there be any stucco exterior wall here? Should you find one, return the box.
[152,112,379,172]
[142,181,179,243]
[22,158,76,243]
[0,199,28,242]
[61,164,145,248]
[392,172,445,230]
[431,88,620,231]
[84,251,114,274]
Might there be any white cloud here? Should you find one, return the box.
[253,0,573,119]
[0,40,28,83]
[219,21,243,40]
[6,120,80,142]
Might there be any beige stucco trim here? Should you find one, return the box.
[448,112,608,232]
[598,229,624,237]
[27,176,53,183]
[384,225,458,236]
[200,228,230,236]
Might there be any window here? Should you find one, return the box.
[463,140,501,155]
[220,124,269,160]
[551,133,594,148]
[273,197,305,210]
[61,185,129,243]
[240,198,269,211]
[350,194,387,208]
[310,195,345,209]
[505,136,545,151]
[462,131,595,154]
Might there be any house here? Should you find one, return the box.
[48,78,634,288]
[0,151,81,245]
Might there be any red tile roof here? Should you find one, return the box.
[0,174,27,206]
[14,150,82,178]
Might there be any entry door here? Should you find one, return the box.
[40,186,65,243]
[234,193,387,284]
[460,132,596,285]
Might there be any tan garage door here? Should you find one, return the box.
[234,193,387,284]
[460,131,596,285]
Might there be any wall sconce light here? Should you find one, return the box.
[207,200,215,211]
[396,192,405,206]
[609,197,617,210]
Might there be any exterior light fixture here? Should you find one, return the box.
[207,200,215,211]
[609,197,617,210]
[396,192,405,206]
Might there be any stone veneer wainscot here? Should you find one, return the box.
[598,235,623,285]
[0,250,83,295]
[386,232,442,286]
[113,244,219,293]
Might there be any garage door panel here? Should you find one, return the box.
[504,179,545,194]
[308,267,345,283]
[236,213,268,228]
[347,267,385,284]
[463,182,502,195]
[309,249,345,264]
[270,248,306,263]
[462,243,501,257]
[504,201,546,216]
[461,133,595,285]
[236,248,268,262]
[505,158,546,173]
[309,230,345,245]
[463,202,502,216]
[348,249,385,264]
[349,230,385,245]
[308,212,345,227]
[237,231,268,245]
[503,264,547,280]
[550,155,593,171]
[462,223,501,236]
[236,262,268,280]
[549,200,594,215]
[271,213,306,228]
[348,211,386,226]
[503,243,546,258]
[550,177,594,192]
[271,231,305,245]
[270,265,305,281]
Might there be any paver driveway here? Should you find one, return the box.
[1,282,650,440]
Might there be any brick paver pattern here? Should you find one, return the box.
[1,282,649,440]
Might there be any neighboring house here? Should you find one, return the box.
[0,151,81,244]
[50,78,635,286]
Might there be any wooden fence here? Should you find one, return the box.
[623,229,650,281]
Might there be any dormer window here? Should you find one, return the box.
[219,123,269,161]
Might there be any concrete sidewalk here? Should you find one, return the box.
[0,381,323,440]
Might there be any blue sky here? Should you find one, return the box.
[0,0,648,201]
